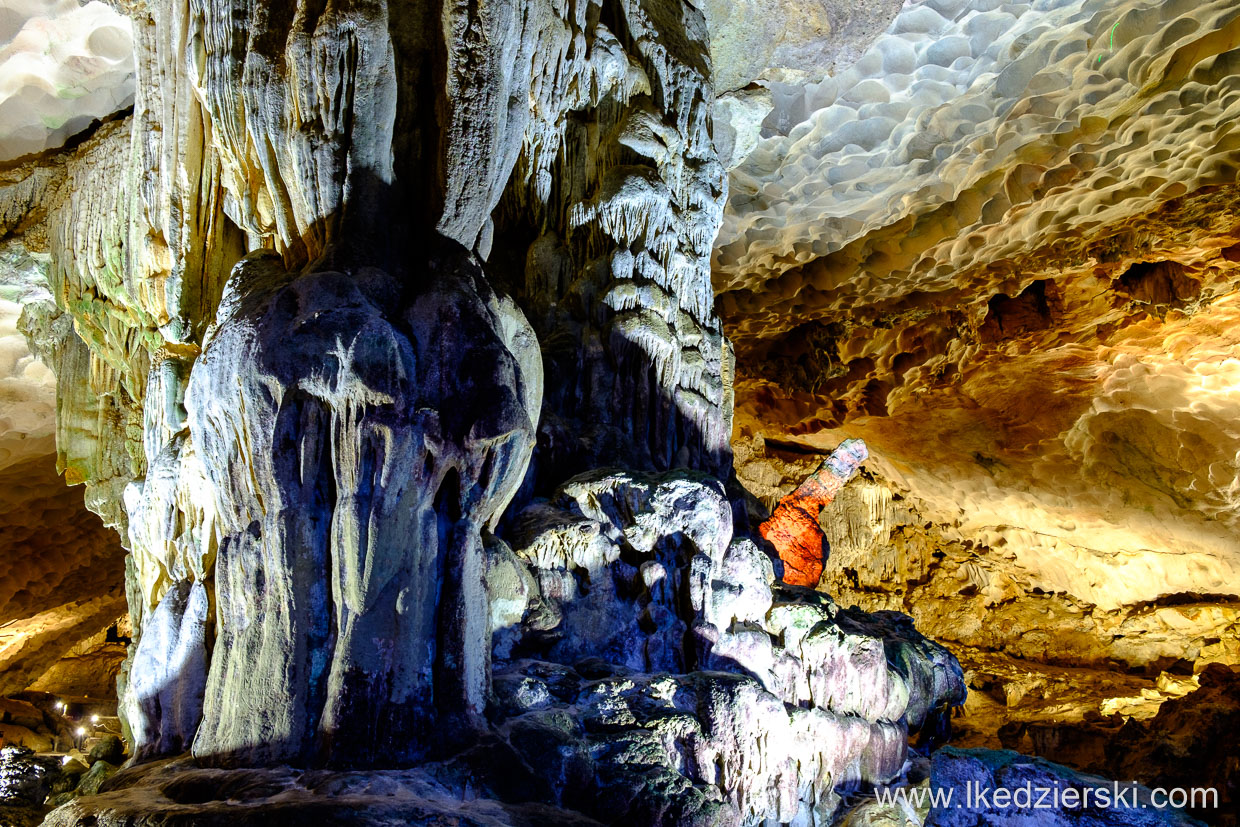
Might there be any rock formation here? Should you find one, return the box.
[1,0,1238,824]
[759,437,867,586]
[722,0,1240,676]
[0,0,980,819]
[0,0,738,771]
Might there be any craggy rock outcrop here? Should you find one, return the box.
[3,0,738,773]
[58,468,967,825]
[1106,664,1240,825]
[0,1,867,818]
[13,0,1238,823]
[943,663,1238,827]
[0,745,54,827]
[490,469,964,822]
[0,238,127,697]
[758,438,867,586]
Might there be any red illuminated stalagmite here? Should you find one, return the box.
[759,439,869,586]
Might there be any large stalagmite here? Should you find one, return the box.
[21,0,780,779]
[85,0,738,766]
[184,246,542,765]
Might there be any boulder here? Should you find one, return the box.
[75,759,118,797]
[87,735,125,767]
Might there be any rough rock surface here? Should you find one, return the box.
[9,0,1240,825]
[0,746,47,806]
[721,0,1240,682]
[1105,663,1240,825]
[51,468,966,826]
[489,469,964,823]
[0,236,127,697]
[182,247,540,766]
[43,756,606,827]
[0,456,127,696]
[927,747,1206,827]
[0,0,747,778]
[736,438,1240,673]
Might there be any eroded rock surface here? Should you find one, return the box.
[55,467,968,826]
[7,0,1237,824]
[926,747,1207,827]
[488,469,964,823]
[737,438,1240,674]
[0,0,134,162]
[759,438,867,586]
[182,247,540,766]
[720,0,1240,690]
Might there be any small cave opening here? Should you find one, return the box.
[1113,260,1202,309]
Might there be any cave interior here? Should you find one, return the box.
[0,0,1237,825]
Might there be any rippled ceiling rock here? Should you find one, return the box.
[0,0,134,162]
[717,0,1240,642]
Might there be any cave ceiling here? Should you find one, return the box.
[712,0,1240,618]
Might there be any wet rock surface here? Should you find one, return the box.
[926,747,1206,827]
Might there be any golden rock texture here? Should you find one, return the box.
[737,439,1240,671]
[723,0,1240,682]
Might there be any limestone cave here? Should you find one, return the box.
[0,0,1236,824]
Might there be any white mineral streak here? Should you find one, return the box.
[178,250,541,766]
[0,0,135,162]
[122,579,209,760]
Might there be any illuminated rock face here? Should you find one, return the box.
[719,0,1240,669]
[11,0,737,780]
[0,0,135,162]
[186,249,540,766]
[0,0,976,819]
[0,238,126,698]
[14,0,1240,821]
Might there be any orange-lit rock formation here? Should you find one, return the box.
[758,438,867,586]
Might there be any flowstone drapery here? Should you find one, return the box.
[186,246,541,765]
